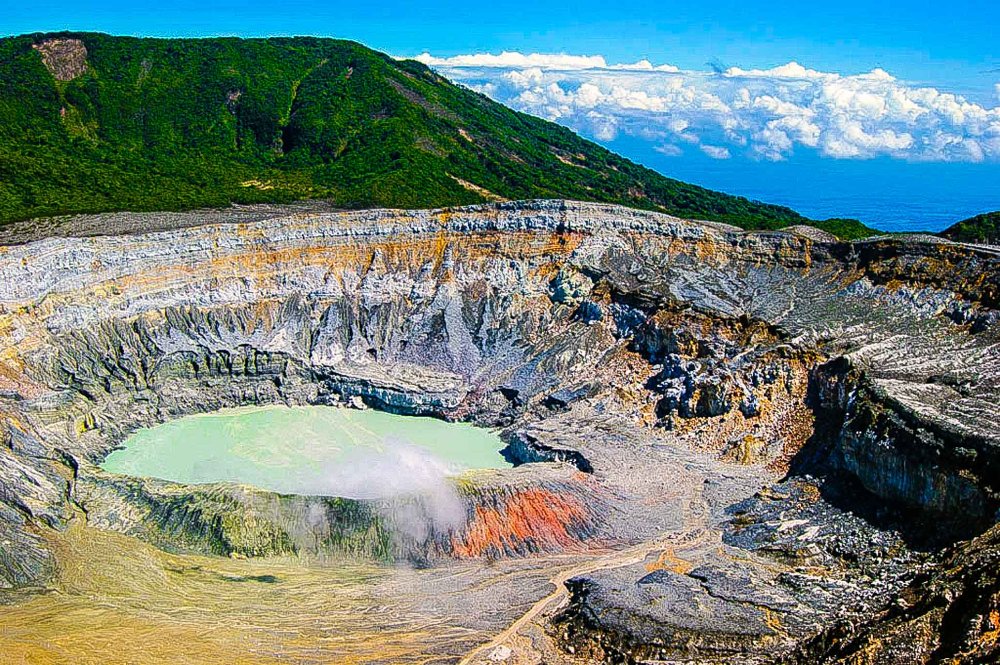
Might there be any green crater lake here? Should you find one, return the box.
[101,405,510,498]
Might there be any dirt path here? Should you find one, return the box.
[460,482,713,664]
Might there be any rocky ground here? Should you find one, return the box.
[0,199,997,663]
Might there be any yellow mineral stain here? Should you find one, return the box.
[643,547,694,575]
[0,521,484,664]
[980,609,1000,648]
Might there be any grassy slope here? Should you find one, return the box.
[941,211,1000,245]
[0,32,875,238]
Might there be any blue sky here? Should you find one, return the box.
[5,0,1000,229]
[7,0,999,100]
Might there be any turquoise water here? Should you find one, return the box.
[101,406,510,498]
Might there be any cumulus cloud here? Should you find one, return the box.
[414,51,679,72]
[409,52,1000,163]
[724,61,830,80]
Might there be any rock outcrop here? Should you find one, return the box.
[31,38,88,81]
[783,523,1000,664]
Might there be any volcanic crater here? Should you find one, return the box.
[0,200,998,664]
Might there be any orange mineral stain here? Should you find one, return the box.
[451,488,591,558]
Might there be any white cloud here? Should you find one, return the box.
[408,51,1000,163]
[995,83,1000,101]
[724,61,830,80]
[700,145,732,159]
[414,51,677,72]
[654,144,683,157]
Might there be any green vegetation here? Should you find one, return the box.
[941,211,1000,245]
[806,218,880,241]
[1,32,873,238]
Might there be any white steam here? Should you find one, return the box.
[312,439,468,544]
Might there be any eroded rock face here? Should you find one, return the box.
[783,522,1000,664]
[0,200,997,662]
[32,38,88,81]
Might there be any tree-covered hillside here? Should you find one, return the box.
[942,211,1000,245]
[0,32,871,237]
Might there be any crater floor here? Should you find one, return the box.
[0,200,997,664]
